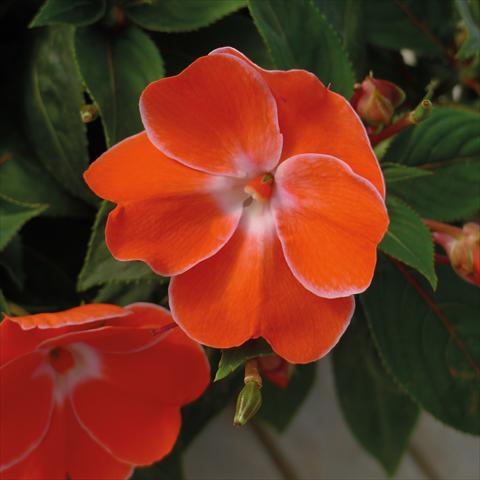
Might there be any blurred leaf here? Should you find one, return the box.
[180,363,240,447]
[75,25,164,146]
[382,163,433,184]
[215,339,272,382]
[78,201,157,291]
[362,258,480,434]
[24,26,95,204]
[380,196,436,289]
[249,0,355,98]
[385,108,480,221]
[365,0,454,55]
[260,362,316,432]
[0,235,24,290]
[132,451,184,480]
[333,308,419,475]
[456,0,480,60]
[0,147,89,217]
[30,0,106,27]
[125,0,246,32]
[0,195,47,251]
[0,289,9,315]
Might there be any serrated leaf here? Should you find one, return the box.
[382,163,433,184]
[125,0,246,33]
[75,25,164,146]
[314,0,367,76]
[456,0,480,60]
[384,108,480,221]
[333,308,419,475]
[380,196,436,288]
[248,0,355,98]
[0,195,47,251]
[30,0,106,27]
[77,201,157,291]
[24,26,95,204]
[259,362,316,432]
[215,339,272,381]
[0,147,88,217]
[362,258,480,434]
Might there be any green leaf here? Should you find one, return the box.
[260,362,316,432]
[0,195,47,252]
[384,108,480,221]
[75,25,164,146]
[248,0,355,98]
[78,201,157,291]
[314,0,367,76]
[333,308,419,475]
[0,289,10,316]
[456,0,480,60]
[365,0,455,55]
[362,258,480,434]
[380,196,436,289]
[0,235,25,290]
[24,26,95,204]
[125,0,246,32]
[0,147,89,217]
[382,163,433,184]
[92,280,164,306]
[215,339,272,381]
[30,0,106,27]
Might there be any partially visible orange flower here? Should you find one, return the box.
[0,303,209,479]
[351,74,405,127]
[85,47,389,364]
[426,220,480,286]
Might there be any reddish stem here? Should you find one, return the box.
[369,114,413,146]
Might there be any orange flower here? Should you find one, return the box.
[85,48,389,364]
[0,303,209,479]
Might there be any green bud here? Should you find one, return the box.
[233,381,262,427]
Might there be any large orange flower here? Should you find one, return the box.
[0,303,209,479]
[85,48,389,363]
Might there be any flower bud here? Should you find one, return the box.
[234,381,262,427]
[427,220,480,286]
[258,354,293,388]
[351,74,406,127]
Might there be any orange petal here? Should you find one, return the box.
[0,319,59,365]
[8,304,128,330]
[74,304,210,405]
[273,154,389,298]
[140,53,282,176]
[170,208,354,363]
[105,192,243,275]
[0,352,54,473]
[2,402,133,480]
[72,380,181,465]
[84,131,216,204]
[210,47,385,196]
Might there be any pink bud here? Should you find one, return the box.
[259,354,294,389]
[428,221,480,287]
[351,74,405,127]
